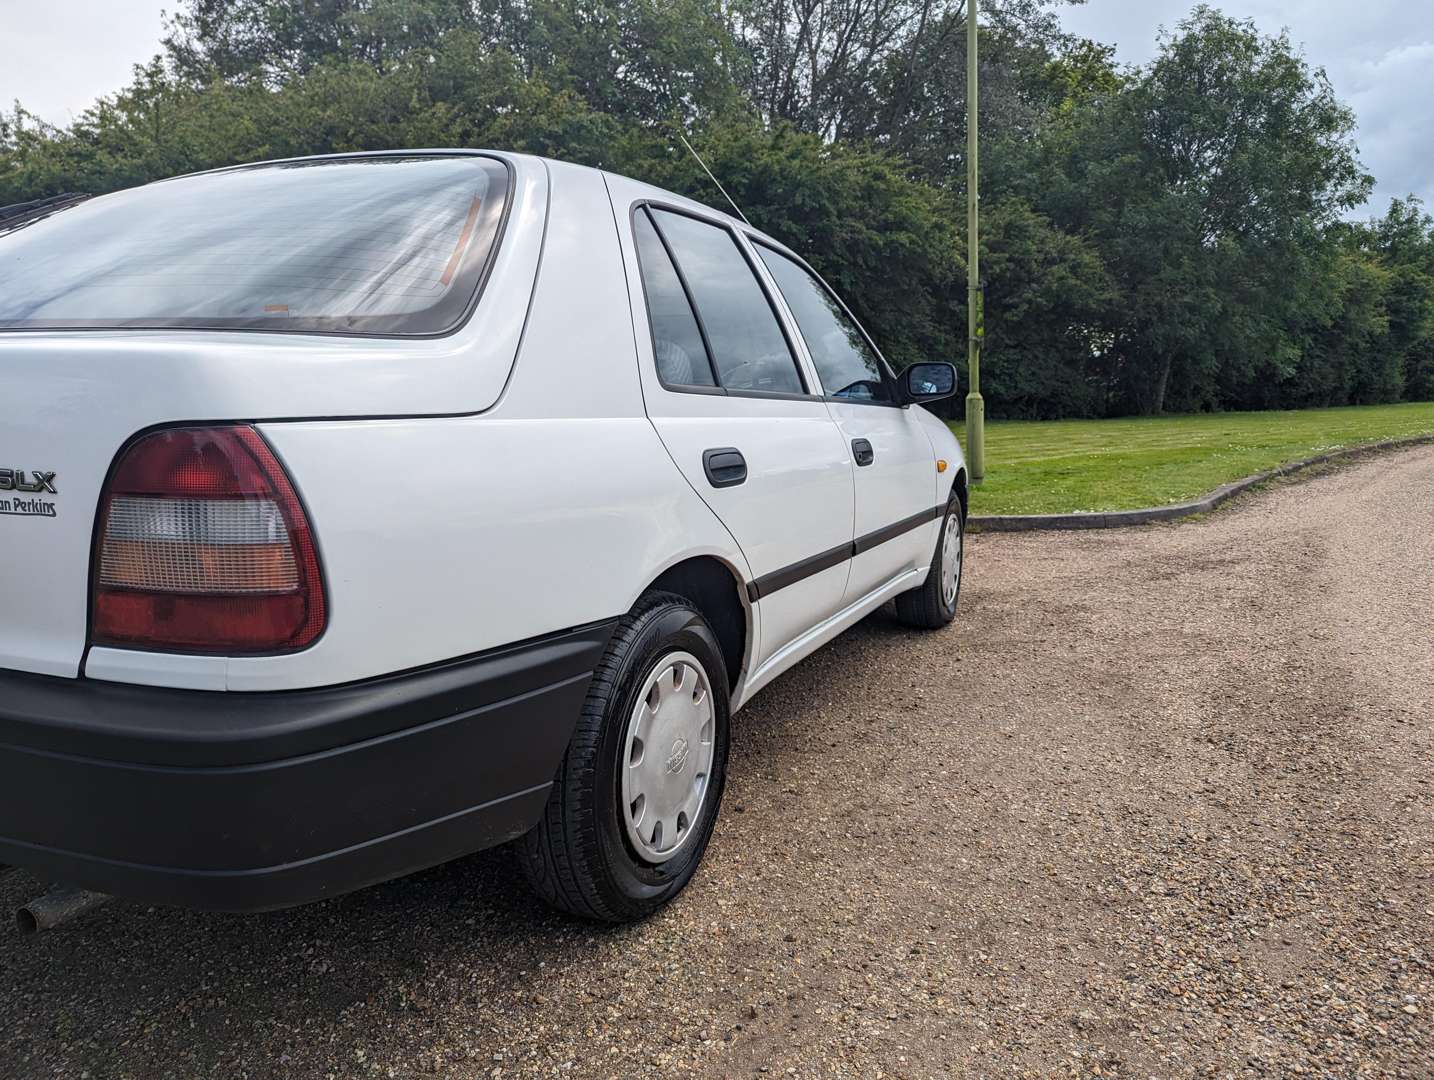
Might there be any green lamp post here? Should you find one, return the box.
[965,0,986,481]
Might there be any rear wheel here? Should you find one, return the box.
[894,492,963,629]
[517,593,730,922]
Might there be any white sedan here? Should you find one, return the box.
[0,151,966,922]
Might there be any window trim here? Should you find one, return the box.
[0,152,516,341]
[630,200,818,402]
[749,236,905,409]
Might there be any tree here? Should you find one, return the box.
[162,0,748,126]
[1036,6,1371,414]
[977,199,1115,416]
[1359,198,1434,400]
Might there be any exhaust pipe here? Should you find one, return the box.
[16,888,111,935]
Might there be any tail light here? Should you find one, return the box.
[91,426,326,654]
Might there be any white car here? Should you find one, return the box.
[0,151,966,922]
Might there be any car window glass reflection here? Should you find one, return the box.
[651,210,804,396]
[756,246,891,402]
[0,156,509,335]
[632,209,717,387]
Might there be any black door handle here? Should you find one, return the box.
[852,438,875,466]
[703,447,747,487]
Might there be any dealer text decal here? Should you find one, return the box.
[0,468,59,516]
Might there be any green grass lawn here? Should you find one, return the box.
[949,401,1434,516]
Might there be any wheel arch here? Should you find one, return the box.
[952,467,968,520]
[640,555,750,694]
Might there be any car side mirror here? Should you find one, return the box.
[900,362,957,404]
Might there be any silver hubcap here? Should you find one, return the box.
[620,651,716,863]
[940,510,962,608]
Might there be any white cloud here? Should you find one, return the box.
[1060,0,1434,215]
[1342,42,1434,210]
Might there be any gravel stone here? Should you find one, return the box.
[1,444,1431,1078]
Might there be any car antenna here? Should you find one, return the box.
[679,133,751,227]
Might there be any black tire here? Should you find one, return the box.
[894,491,964,629]
[517,592,731,922]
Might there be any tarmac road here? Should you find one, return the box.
[3,445,1431,1079]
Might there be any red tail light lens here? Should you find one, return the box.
[91,426,326,653]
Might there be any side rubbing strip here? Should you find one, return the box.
[746,541,852,602]
[745,504,945,601]
[852,505,943,556]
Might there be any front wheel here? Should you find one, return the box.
[894,492,964,629]
[517,593,730,922]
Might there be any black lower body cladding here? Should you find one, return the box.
[0,619,618,912]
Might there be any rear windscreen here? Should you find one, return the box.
[0,155,510,335]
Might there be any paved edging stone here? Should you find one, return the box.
[968,433,1434,532]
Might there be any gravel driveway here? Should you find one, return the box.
[3,445,1432,1080]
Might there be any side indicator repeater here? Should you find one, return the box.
[936,459,948,474]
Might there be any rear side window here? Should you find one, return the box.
[756,245,892,402]
[646,209,805,396]
[0,155,510,335]
[632,209,717,387]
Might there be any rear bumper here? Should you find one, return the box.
[0,620,616,912]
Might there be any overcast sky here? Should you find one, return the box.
[1,0,1427,216]
[1063,0,1432,216]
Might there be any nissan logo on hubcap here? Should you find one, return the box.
[665,738,690,775]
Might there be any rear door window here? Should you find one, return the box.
[632,208,717,388]
[647,209,805,396]
[0,155,510,335]
[755,245,893,403]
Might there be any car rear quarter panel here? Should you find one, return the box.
[84,160,753,691]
